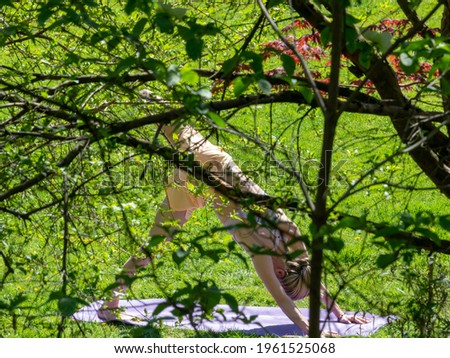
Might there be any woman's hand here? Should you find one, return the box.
[321,330,339,338]
[338,313,370,324]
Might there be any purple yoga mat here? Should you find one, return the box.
[72,298,393,336]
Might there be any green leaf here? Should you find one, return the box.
[338,216,365,230]
[297,85,314,104]
[373,226,401,238]
[0,0,14,8]
[345,27,359,54]
[438,215,450,231]
[222,293,239,313]
[124,0,155,14]
[158,3,187,19]
[415,211,434,226]
[267,0,284,8]
[145,58,167,81]
[154,12,174,34]
[38,7,56,26]
[400,213,414,228]
[399,52,418,74]
[58,296,80,317]
[90,31,110,45]
[401,39,427,52]
[201,22,220,37]
[166,65,181,87]
[358,42,373,69]
[195,88,212,100]
[172,248,190,266]
[125,0,138,14]
[176,25,192,42]
[10,294,27,308]
[147,235,166,247]
[132,18,148,38]
[440,77,450,95]
[362,29,392,54]
[183,94,207,114]
[325,236,345,253]
[399,52,413,67]
[243,51,264,75]
[114,56,137,74]
[257,79,272,95]
[415,228,441,246]
[185,37,204,60]
[207,112,227,128]
[431,42,450,58]
[83,0,98,7]
[222,55,239,75]
[196,101,209,115]
[376,253,397,269]
[48,290,63,302]
[98,187,113,195]
[281,54,296,77]
[107,36,121,52]
[202,284,221,309]
[320,26,332,46]
[232,76,253,97]
[153,301,172,316]
[181,67,199,85]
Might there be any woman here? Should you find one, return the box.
[98,123,368,336]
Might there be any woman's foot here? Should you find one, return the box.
[97,303,147,325]
[97,300,120,322]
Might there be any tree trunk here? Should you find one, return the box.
[291,0,450,198]
[441,2,450,137]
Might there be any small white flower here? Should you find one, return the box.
[122,202,137,210]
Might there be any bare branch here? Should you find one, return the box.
[336,213,450,255]
[0,141,88,202]
[291,0,450,199]
[0,130,86,142]
[0,250,15,287]
[117,133,450,256]
[397,0,436,37]
[256,0,327,116]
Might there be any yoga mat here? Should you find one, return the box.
[73,298,394,336]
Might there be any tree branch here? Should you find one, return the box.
[117,134,450,256]
[291,0,450,199]
[0,141,88,202]
[336,213,450,255]
[256,0,327,116]
[309,0,345,338]
[0,250,15,287]
[397,0,436,37]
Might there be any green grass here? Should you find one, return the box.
[1,0,450,339]
[2,96,449,338]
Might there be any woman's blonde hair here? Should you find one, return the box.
[280,257,311,301]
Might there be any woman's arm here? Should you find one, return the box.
[251,255,311,334]
[320,284,370,324]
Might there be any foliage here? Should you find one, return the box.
[0,0,449,338]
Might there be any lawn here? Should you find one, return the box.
[0,0,449,338]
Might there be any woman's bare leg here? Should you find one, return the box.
[98,197,192,319]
